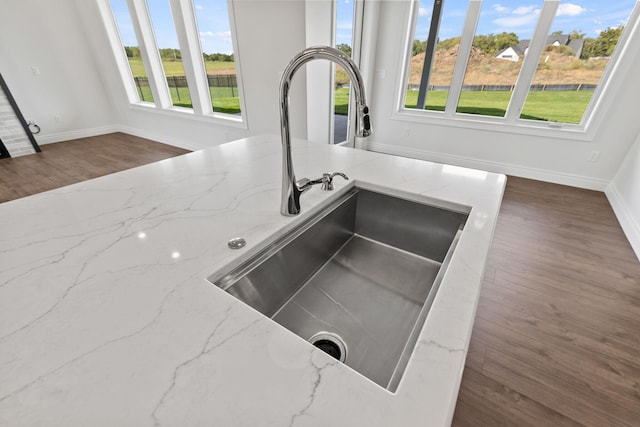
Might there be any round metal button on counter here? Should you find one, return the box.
[227,237,246,249]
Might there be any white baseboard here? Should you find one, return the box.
[606,184,640,262]
[366,142,609,191]
[35,125,120,145]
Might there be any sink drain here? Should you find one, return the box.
[309,332,348,362]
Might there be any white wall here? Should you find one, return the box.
[231,0,308,139]
[0,0,117,145]
[607,132,640,260]
[365,1,640,191]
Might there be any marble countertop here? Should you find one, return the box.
[0,135,505,426]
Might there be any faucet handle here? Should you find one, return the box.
[297,177,323,192]
[321,172,349,191]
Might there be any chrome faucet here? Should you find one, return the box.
[279,45,372,216]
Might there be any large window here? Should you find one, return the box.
[333,0,356,144]
[193,0,241,114]
[110,0,154,103]
[147,0,192,108]
[402,0,638,127]
[103,0,243,121]
[406,0,466,111]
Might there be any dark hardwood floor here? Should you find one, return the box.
[452,177,640,426]
[2,133,639,425]
[0,132,189,203]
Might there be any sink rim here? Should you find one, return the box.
[208,181,471,288]
[207,182,469,392]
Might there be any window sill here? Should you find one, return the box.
[128,103,248,130]
[391,108,595,142]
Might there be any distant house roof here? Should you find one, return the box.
[495,34,584,60]
[515,40,530,55]
[546,34,570,46]
[568,38,585,58]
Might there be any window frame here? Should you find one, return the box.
[99,0,247,129]
[393,0,640,141]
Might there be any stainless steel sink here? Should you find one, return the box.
[208,187,468,392]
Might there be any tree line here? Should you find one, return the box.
[412,26,624,60]
[124,46,234,62]
[124,43,352,63]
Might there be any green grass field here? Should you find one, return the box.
[128,58,234,77]
[403,89,594,124]
[138,85,593,123]
[130,60,594,123]
[130,59,241,113]
[135,85,241,114]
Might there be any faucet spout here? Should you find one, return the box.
[279,45,372,216]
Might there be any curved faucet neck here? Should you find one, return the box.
[279,46,372,216]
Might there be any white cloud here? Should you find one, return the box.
[556,3,587,17]
[491,3,540,29]
[493,4,509,14]
[195,4,204,10]
[418,7,431,17]
[513,6,536,15]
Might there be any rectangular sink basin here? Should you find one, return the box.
[208,187,468,392]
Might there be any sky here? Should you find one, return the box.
[111,0,235,54]
[415,0,637,41]
[112,0,356,54]
[111,0,637,54]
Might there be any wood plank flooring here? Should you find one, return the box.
[452,177,640,426]
[0,132,189,203]
[2,133,639,425]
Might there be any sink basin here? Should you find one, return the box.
[208,187,468,391]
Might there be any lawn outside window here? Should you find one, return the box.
[100,0,245,126]
[397,0,640,136]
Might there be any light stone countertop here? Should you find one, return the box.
[0,135,506,426]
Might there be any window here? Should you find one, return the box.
[102,0,243,122]
[147,0,192,108]
[333,0,356,144]
[401,0,639,129]
[406,0,466,111]
[110,0,154,103]
[455,1,538,117]
[519,2,636,124]
[193,0,241,114]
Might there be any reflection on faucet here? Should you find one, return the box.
[279,45,372,216]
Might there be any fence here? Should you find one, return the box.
[133,74,238,102]
[407,83,598,92]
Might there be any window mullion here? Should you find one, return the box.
[128,0,172,109]
[505,0,560,122]
[444,0,482,116]
[169,0,211,115]
[416,0,444,109]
